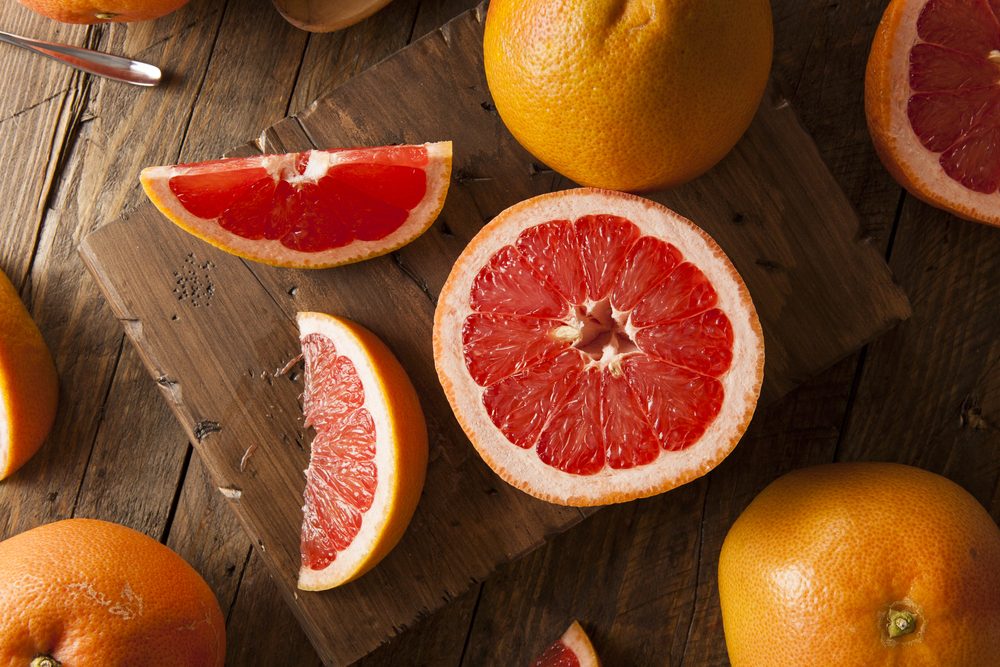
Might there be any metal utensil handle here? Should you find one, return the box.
[0,30,161,87]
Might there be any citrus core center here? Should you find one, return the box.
[883,602,923,645]
[561,298,638,368]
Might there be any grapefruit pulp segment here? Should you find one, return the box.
[296,313,427,590]
[300,332,376,570]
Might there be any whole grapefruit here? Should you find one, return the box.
[719,463,1000,666]
[483,0,773,192]
[16,0,189,23]
[0,518,225,665]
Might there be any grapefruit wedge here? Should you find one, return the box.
[297,312,427,590]
[866,0,1000,226]
[141,142,452,268]
[531,621,601,667]
[433,189,764,506]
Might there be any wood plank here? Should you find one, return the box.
[224,551,325,667]
[79,5,909,664]
[838,204,1000,514]
[356,585,479,667]
[0,4,85,284]
[70,343,189,536]
[288,0,425,116]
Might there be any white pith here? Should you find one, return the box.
[142,142,452,267]
[296,312,398,590]
[882,2,1000,223]
[551,298,641,375]
[434,189,764,506]
[561,621,600,667]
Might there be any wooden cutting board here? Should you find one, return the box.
[79,5,911,665]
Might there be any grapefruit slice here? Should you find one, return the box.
[140,142,452,268]
[433,189,764,506]
[531,621,601,667]
[866,0,1000,226]
[296,312,427,590]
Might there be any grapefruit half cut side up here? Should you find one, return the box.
[297,312,427,590]
[866,0,1000,226]
[141,142,452,268]
[531,621,601,667]
[433,189,764,507]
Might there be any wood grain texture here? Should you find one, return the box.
[78,6,909,664]
[0,0,226,542]
[839,204,1000,514]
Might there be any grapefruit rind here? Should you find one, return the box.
[140,142,453,268]
[433,188,764,507]
[865,1,1000,227]
[296,312,427,590]
[0,387,9,474]
[561,621,601,667]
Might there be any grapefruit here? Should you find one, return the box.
[141,142,452,268]
[297,312,427,590]
[0,518,225,665]
[483,0,773,191]
[531,621,601,667]
[866,0,1000,226]
[433,189,764,506]
[0,268,58,481]
[16,0,189,23]
[719,463,1000,666]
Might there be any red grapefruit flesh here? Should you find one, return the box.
[434,189,764,507]
[531,621,601,667]
[297,312,427,590]
[141,142,452,267]
[866,0,1000,225]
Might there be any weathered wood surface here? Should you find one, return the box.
[77,4,911,664]
[1,0,996,666]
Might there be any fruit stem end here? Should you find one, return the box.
[887,609,917,638]
[30,657,62,667]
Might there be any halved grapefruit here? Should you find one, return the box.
[297,312,427,590]
[141,142,452,268]
[866,0,1000,226]
[433,189,764,507]
[531,621,601,667]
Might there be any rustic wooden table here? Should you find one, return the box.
[0,0,996,665]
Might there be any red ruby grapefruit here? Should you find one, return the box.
[866,0,1000,226]
[433,189,764,506]
[141,142,452,268]
[531,621,601,667]
[297,312,427,590]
